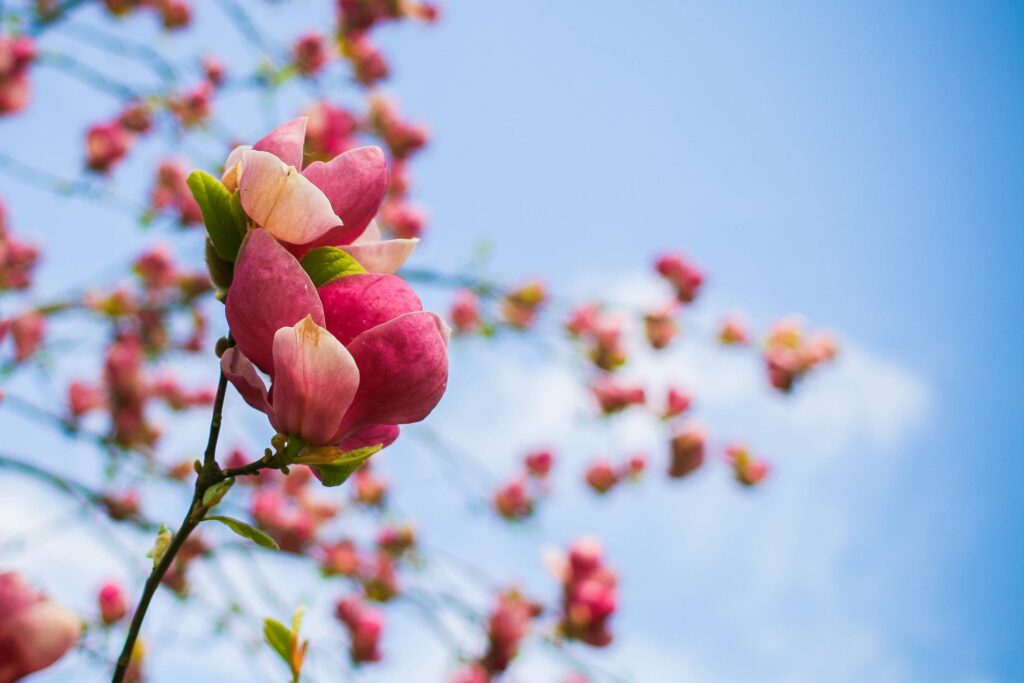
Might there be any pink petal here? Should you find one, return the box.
[221,348,270,413]
[337,311,450,435]
[269,317,360,445]
[319,274,423,345]
[226,229,325,374]
[252,117,307,169]
[340,238,418,274]
[298,146,388,249]
[353,220,383,245]
[239,149,341,246]
[335,424,400,451]
[221,144,251,192]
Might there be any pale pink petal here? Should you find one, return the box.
[226,229,324,374]
[269,317,360,445]
[319,274,423,345]
[340,238,418,274]
[239,149,341,246]
[353,220,383,245]
[221,144,252,192]
[252,117,307,169]
[221,348,270,414]
[337,311,450,435]
[299,146,388,248]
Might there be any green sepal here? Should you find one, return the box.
[311,444,383,487]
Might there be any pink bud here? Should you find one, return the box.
[644,304,678,349]
[202,55,226,87]
[85,120,134,173]
[335,596,384,663]
[0,572,80,681]
[68,381,106,417]
[668,425,706,479]
[293,32,331,76]
[450,289,482,334]
[662,387,691,419]
[584,461,619,494]
[98,582,127,625]
[380,199,427,239]
[493,477,533,521]
[718,313,750,345]
[9,310,45,362]
[524,450,554,477]
[655,252,703,304]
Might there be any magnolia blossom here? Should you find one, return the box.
[449,289,482,334]
[293,32,331,76]
[655,252,703,303]
[98,582,128,625]
[584,460,620,494]
[0,36,35,115]
[662,386,692,419]
[222,229,449,450]
[553,538,618,647]
[0,573,80,683]
[725,444,770,487]
[336,596,384,664]
[668,424,706,479]
[222,117,418,269]
[524,449,554,478]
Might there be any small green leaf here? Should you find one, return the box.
[186,170,248,262]
[202,478,235,511]
[300,247,367,288]
[311,444,383,487]
[263,617,291,663]
[204,515,279,550]
[146,524,172,568]
[290,605,305,636]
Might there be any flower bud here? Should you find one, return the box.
[0,572,80,681]
[98,581,128,625]
[668,425,705,479]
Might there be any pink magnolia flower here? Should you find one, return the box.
[0,572,80,683]
[303,101,358,161]
[589,376,645,415]
[584,460,620,494]
[0,36,35,115]
[662,386,692,419]
[68,380,106,417]
[565,303,601,338]
[718,313,750,345]
[380,199,427,239]
[222,118,418,269]
[202,55,226,87]
[668,425,706,479]
[150,160,202,225]
[293,32,331,76]
[168,81,212,127]
[644,303,678,350]
[117,101,153,134]
[482,590,540,674]
[320,539,361,577]
[221,229,449,449]
[449,289,481,334]
[725,444,770,487]
[85,120,134,173]
[655,252,703,304]
[554,538,618,647]
[335,596,384,664]
[524,449,554,478]
[353,464,388,506]
[493,476,533,521]
[9,310,45,362]
[98,581,128,625]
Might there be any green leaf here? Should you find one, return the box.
[201,478,235,511]
[263,617,291,663]
[300,247,367,288]
[311,444,383,487]
[290,605,305,636]
[204,515,279,550]
[186,170,248,262]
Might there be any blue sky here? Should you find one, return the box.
[1,1,1022,681]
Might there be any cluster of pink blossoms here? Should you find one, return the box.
[147,159,203,226]
[493,449,555,521]
[553,538,618,647]
[335,596,385,663]
[215,118,449,458]
[583,454,646,495]
[337,0,439,86]
[450,589,541,682]
[0,202,39,292]
[0,36,35,116]
[763,315,837,392]
[85,101,154,173]
[0,573,80,683]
